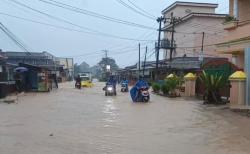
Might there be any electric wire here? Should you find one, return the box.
[36,0,156,30]
[126,0,156,18]
[115,0,155,20]
[0,22,31,54]
[0,12,154,42]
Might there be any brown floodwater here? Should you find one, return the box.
[1,82,250,154]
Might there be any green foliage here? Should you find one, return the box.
[98,57,119,71]
[224,15,236,23]
[165,76,183,90]
[152,83,161,92]
[161,83,169,95]
[199,71,227,104]
[166,78,178,92]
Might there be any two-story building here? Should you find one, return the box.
[217,0,250,69]
[162,1,228,60]
[216,0,250,105]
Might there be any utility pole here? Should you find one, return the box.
[138,43,141,79]
[156,16,165,80]
[103,50,108,69]
[198,32,205,64]
[170,13,175,61]
[103,50,109,80]
[143,46,148,78]
[201,32,205,57]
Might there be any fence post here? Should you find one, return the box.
[184,73,196,97]
[229,71,246,107]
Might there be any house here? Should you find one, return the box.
[162,1,228,60]
[216,0,250,105]
[217,0,250,69]
[0,53,16,98]
[1,51,57,70]
[55,57,74,81]
[17,63,56,92]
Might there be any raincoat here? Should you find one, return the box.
[130,80,149,102]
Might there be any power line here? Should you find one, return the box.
[164,20,226,36]
[175,31,224,46]
[0,22,32,54]
[146,49,155,59]
[65,45,139,58]
[176,43,217,49]
[168,20,227,45]
[3,2,155,42]
[0,12,154,42]
[36,0,156,30]
[115,0,155,20]
[124,49,154,67]
[126,0,156,18]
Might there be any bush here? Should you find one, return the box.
[166,78,178,92]
[199,71,227,104]
[164,76,183,97]
[152,83,161,93]
[161,84,169,95]
[224,15,236,23]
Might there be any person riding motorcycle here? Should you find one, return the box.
[106,76,117,90]
[75,75,82,89]
[130,79,150,102]
[120,78,129,92]
[103,76,117,96]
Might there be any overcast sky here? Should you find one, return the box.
[0,0,228,67]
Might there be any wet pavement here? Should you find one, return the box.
[1,82,250,154]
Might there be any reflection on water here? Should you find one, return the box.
[2,82,250,154]
[103,98,119,124]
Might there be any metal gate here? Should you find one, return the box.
[196,59,239,97]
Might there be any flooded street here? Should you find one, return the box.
[1,82,250,154]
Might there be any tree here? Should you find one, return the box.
[78,61,90,72]
[90,65,102,79]
[98,57,119,72]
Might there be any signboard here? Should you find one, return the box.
[106,65,111,71]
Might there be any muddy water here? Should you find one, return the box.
[1,82,250,154]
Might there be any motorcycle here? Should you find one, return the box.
[130,80,150,103]
[75,82,81,89]
[105,84,117,96]
[138,87,150,102]
[121,83,129,92]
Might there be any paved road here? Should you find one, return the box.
[1,82,250,154]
